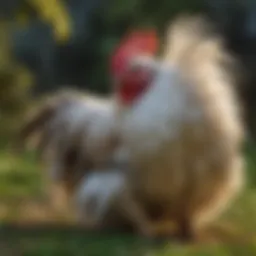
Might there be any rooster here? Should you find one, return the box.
[110,15,245,241]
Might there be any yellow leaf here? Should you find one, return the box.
[27,0,72,43]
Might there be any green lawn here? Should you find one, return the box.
[0,144,256,255]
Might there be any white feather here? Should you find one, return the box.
[74,170,125,224]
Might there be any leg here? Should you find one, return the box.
[118,189,177,238]
[118,189,156,237]
[175,216,197,243]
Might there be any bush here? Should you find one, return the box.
[0,21,33,144]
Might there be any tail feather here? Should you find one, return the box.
[162,14,237,81]
[15,104,57,154]
[162,15,244,145]
[163,15,213,65]
[15,89,84,154]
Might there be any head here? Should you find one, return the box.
[111,30,160,106]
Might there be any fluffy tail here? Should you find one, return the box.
[161,15,245,228]
[162,15,227,67]
[162,15,244,146]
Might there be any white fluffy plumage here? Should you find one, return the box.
[115,15,245,235]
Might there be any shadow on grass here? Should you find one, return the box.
[1,225,256,256]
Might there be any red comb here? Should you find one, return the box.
[110,30,159,78]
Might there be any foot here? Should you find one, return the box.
[175,219,197,244]
[138,220,177,239]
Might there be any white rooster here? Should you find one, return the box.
[111,15,245,241]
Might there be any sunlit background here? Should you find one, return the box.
[1,0,256,255]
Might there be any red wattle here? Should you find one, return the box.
[117,69,153,105]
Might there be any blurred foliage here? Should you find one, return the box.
[27,0,72,43]
[0,21,33,143]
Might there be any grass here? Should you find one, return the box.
[0,143,256,255]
